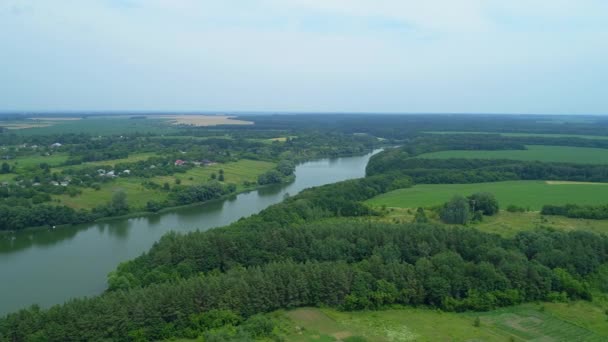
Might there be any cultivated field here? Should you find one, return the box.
[366,180,608,210]
[417,145,608,164]
[425,131,608,140]
[160,115,253,126]
[282,301,608,341]
[9,116,180,135]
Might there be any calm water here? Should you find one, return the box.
[0,150,379,315]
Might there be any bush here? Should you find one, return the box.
[506,205,526,213]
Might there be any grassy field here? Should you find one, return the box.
[51,152,157,172]
[425,131,608,140]
[417,145,608,164]
[54,159,275,210]
[155,159,275,188]
[53,177,169,210]
[7,153,70,170]
[379,208,608,237]
[282,301,608,341]
[366,180,608,211]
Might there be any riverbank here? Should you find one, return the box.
[0,151,380,315]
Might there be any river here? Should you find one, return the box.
[0,150,379,315]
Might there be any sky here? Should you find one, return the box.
[1,0,607,114]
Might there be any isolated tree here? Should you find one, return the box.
[467,192,499,216]
[413,207,428,223]
[1,162,10,174]
[440,195,470,224]
[111,191,129,214]
[218,173,225,182]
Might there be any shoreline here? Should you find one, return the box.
[0,149,380,234]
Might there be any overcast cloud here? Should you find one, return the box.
[1,0,607,114]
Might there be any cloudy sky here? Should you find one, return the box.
[1,0,607,114]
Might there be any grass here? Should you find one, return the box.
[366,180,608,211]
[378,208,608,237]
[155,159,275,189]
[417,145,608,164]
[51,152,157,172]
[282,301,608,342]
[6,153,69,171]
[425,131,608,140]
[54,159,275,210]
[53,177,169,210]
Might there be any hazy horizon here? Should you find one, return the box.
[2,1,607,114]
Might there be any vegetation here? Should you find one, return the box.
[6,114,608,341]
[417,145,608,164]
[366,181,608,210]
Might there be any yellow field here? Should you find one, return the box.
[160,115,253,126]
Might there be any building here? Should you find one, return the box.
[174,159,186,166]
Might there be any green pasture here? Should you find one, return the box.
[155,159,275,188]
[6,153,69,171]
[366,180,608,211]
[379,208,608,237]
[53,177,168,210]
[425,131,608,140]
[51,152,157,172]
[283,301,608,341]
[54,159,275,210]
[417,145,608,164]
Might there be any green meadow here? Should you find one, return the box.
[54,159,275,210]
[51,152,157,172]
[7,152,70,171]
[282,300,608,342]
[417,145,608,164]
[366,180,608,211]
[155,159,275,188]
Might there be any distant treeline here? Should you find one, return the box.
[237,114,608,140]
[542,204,608,220]
[367,150,608,184]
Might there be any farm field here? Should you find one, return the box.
[425,131,608,140]
[54,159,276,210]
[282,301,608,342]
[159,115,253,126]
[9,116,180,135]
[417,145,608,164]
[366,180,608,211]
